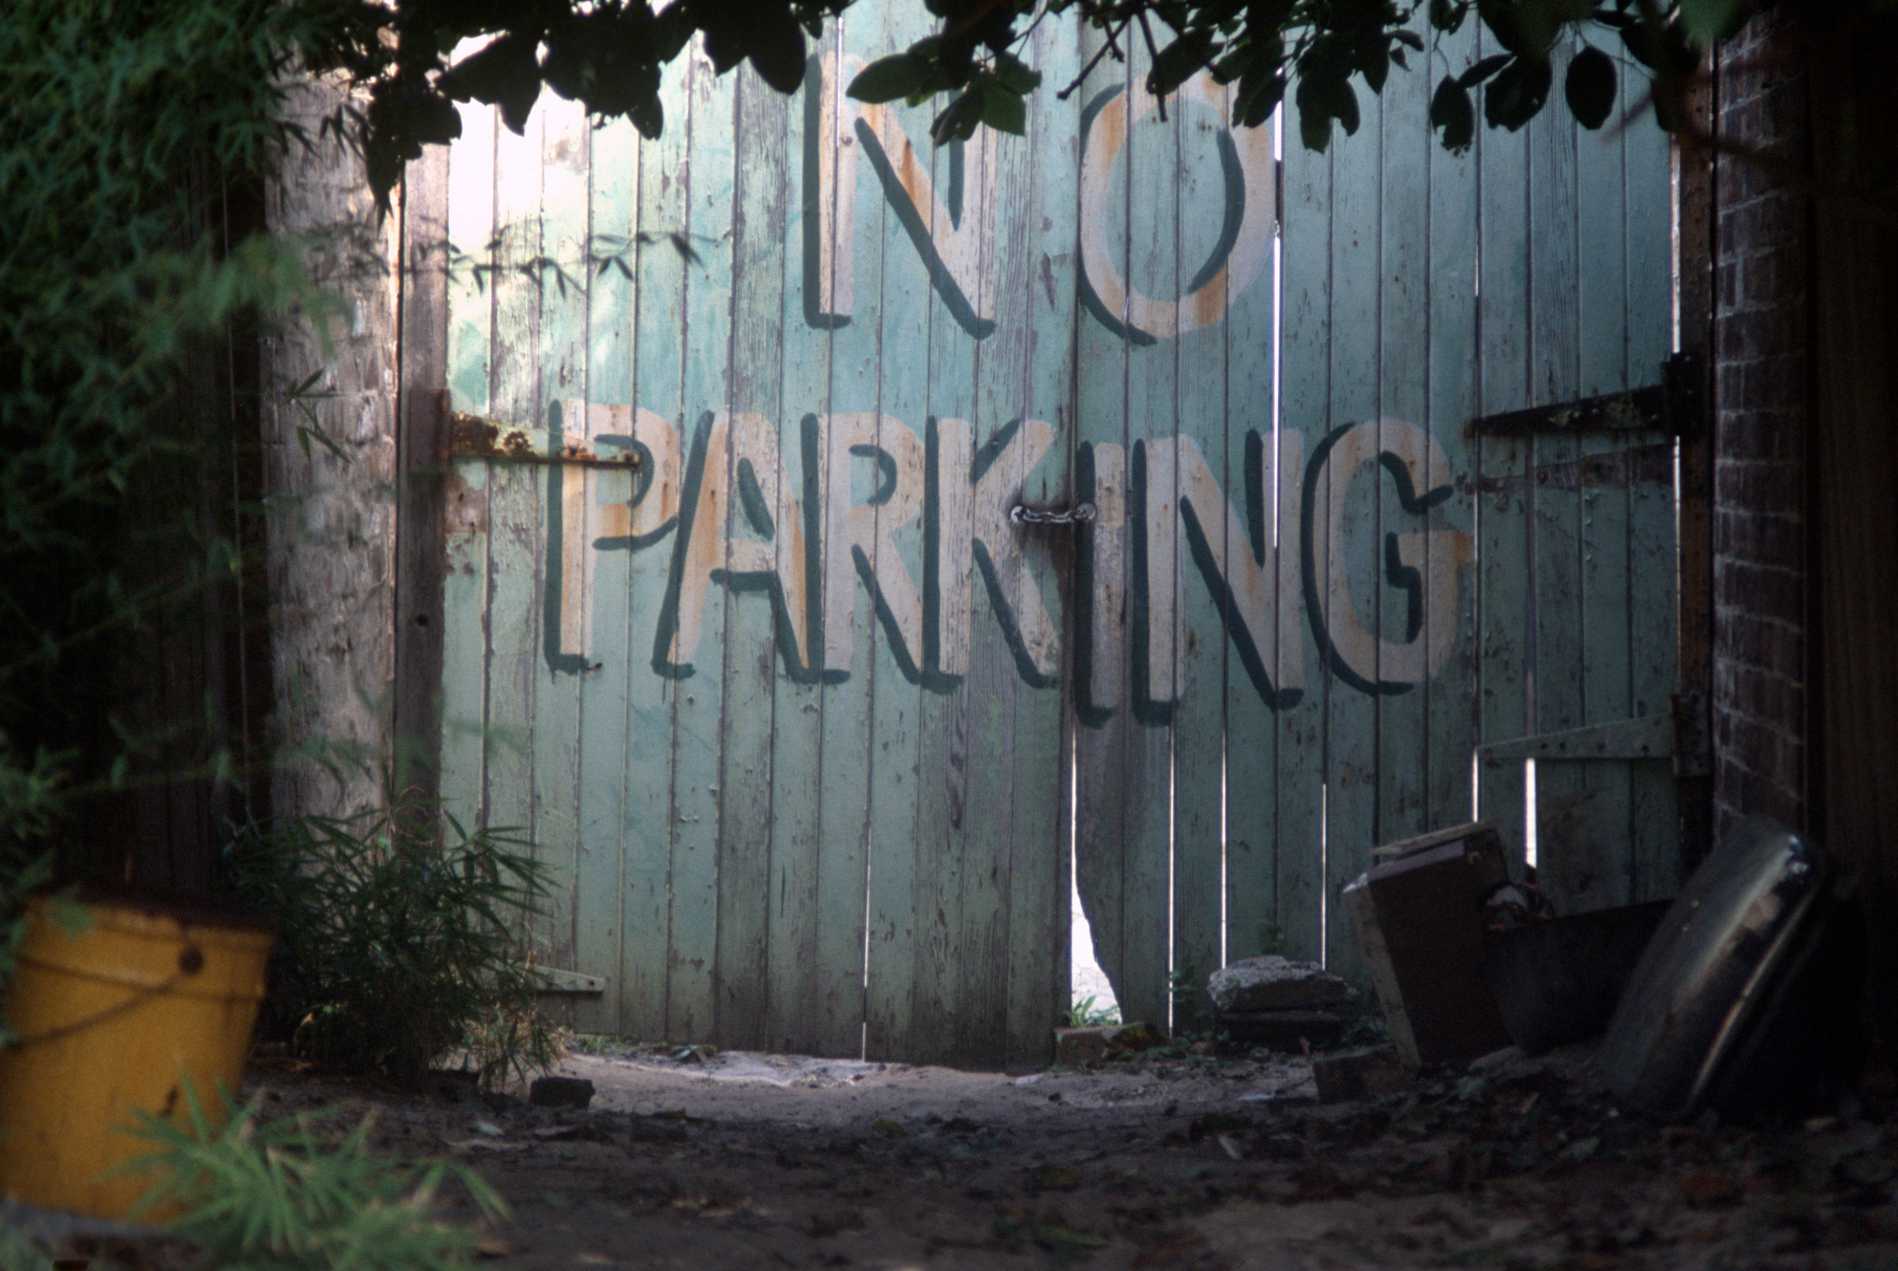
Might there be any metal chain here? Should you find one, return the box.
[1009,501,1097,527]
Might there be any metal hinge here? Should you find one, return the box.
[526,966,606,995]
[1470,352,1703,441]
[1010,501,1096,527]
[1480,691,1710,779]
[1480,713,1675,765]
[1673,689,1712,779]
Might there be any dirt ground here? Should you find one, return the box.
[235,1036,1898,1270]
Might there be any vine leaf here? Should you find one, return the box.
[1148,30,1214,98]
[1458,53,1512,90]
[1484,56,1551,132]
[849,53,923,103]
[1564,45,1616,130]
[1430,74,1475,154]
[746,6,807,94]
[1678,0,1751,45]
[438,33,541,136]
[979,78,1027,135]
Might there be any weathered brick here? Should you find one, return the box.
[1709,10,1814,836]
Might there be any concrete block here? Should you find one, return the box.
[1208,956,1356,1014]
[1216,1009,1347,1052]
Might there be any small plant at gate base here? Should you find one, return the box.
[226,800,563,1087]
[123,1083,507,1269]
[1068,994,1122,1028]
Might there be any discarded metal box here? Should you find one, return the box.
[1346,821,1513,1068]
[1599,817,1861,1120]
[1481,900,1671,1054]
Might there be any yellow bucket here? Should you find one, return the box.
[0,892,271,1220]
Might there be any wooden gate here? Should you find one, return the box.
[1076,24,1679,1033]
[424,11,1676,1064]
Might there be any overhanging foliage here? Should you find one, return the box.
[288,0,1813,213]
[0,0,328,854]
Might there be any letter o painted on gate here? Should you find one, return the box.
[1079,73,1274,342]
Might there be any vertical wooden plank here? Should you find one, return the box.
[440,99,495,834]
[1006,10,1082,1064]
[484,100,545,961]
[1123,37,1180,1029]
[764,28,837,1055]
[1624,80,1678,900]
[666,45,737,1043]
[1424,20,1481,834]
[1222,100,1285,964]
[860,2,936,1062]
[906,97,985,1065]
[1527,48,1588,911]
[1171,75,1228,1030]
[1071,31,1136,1020]
[1475,26,1533,875]
[1320,85,1382,981]
[1574,55,1634,913]
[530,94,591,1021]
[809,15,883,1058]
[1376,11,1431,847]
[575,115,640,1037]
[620,51,692,1041]
[396,133,449,812]
[1276,96,1331,966]
[930,122,1003,1066]
[714,65,789,1050]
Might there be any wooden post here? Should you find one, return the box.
[1675,50,1718,877]
[394,144,450,814]
[1809,15,1898,1031]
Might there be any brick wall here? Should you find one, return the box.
[1709,10,1813,844]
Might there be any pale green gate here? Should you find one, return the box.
[430,11,1677,1065]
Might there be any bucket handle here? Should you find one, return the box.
[2,943,204,1050]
